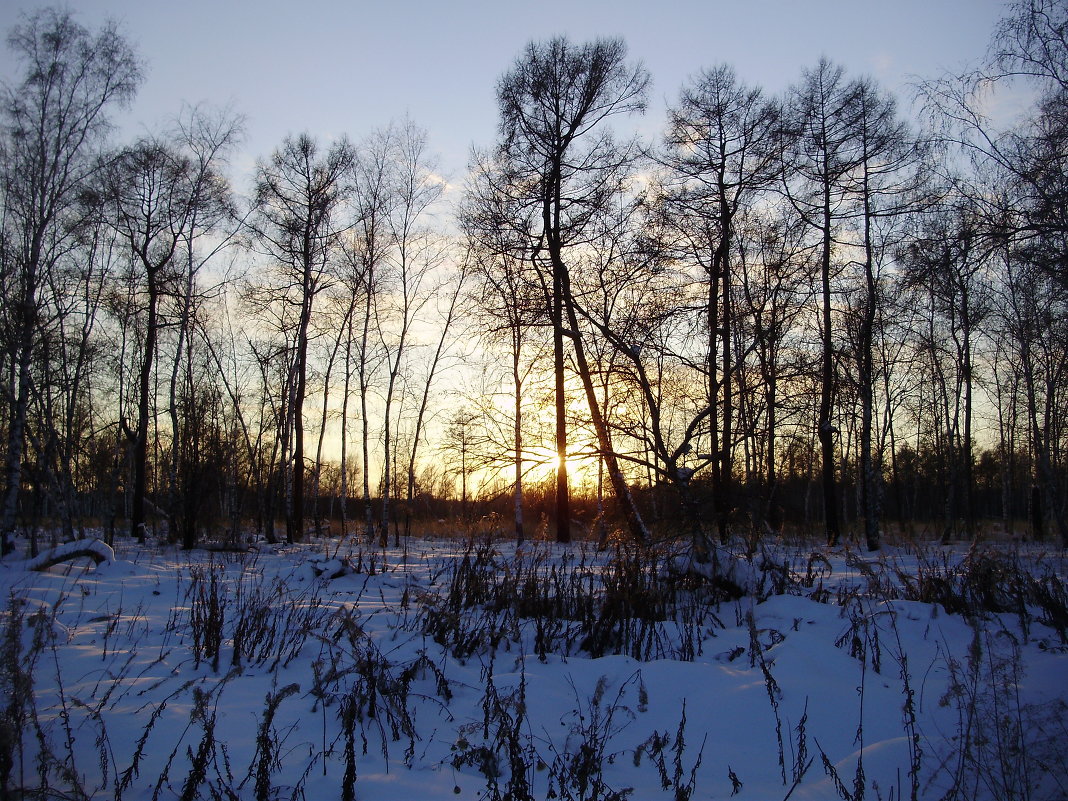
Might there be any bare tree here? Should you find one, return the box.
[104,140,187,542]
[164,105,243,549]
[102,126,235,544]
[990,198,1068,545]
[657,63,782,545]
[345,126,396,541]
[249,133,355,543]
[373,120,445,547]
[101,112,238,547]
[400,255,469,542]
[783,59,865,547]
[7,184,123,552]
[920,0,1068,289]
[573,206,707,546]
[0,7,140,552]
[901,199,991,542]
[988,0,1068,93]
[462,149,551,543]
[734,204,814,537]
[494,35,651,544]
[442,408,479,520]
[847,77,929,551]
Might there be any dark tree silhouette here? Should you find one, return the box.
[0,8,141,552]
[494,35,650,544]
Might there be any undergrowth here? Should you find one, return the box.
[414,540,735,662]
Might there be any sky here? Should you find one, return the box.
[0,0,1016,193]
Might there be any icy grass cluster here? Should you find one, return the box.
[1,537,1066,800]
[413,541,738,663]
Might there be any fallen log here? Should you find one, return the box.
[26,538,115,571]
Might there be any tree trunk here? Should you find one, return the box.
[718,211,734,545]
[820,196,840,546]
[553,288,571,543]
[860,189,881,552]
[315,322,344,540]
[514,357,525,544]
[0,282,36,554]
[131,275,160,543]
[340,309,354,542]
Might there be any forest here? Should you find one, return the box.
[0,0,1066,558]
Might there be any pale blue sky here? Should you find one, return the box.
[1,0,1014,188]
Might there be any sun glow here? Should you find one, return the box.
[522,445,598,486]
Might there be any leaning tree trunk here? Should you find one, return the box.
[560,268,650,546]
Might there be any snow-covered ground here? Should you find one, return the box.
[1,534,1066,800]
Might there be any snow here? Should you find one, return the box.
[1,535,1066,800]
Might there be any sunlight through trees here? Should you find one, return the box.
[0,1,1065,552]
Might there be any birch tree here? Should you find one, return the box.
[249,133,355,543]
[0,8,140,552]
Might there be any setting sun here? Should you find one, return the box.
[517,442,606,487]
